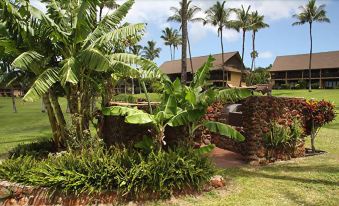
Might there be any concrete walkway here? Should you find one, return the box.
[209,147,246,168]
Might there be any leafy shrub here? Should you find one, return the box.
[111,94,139,103]
[245,68,270,86]
[8,139,56,159]
[0,146,215,199]
[311,82,320,89]
[280,83,291,89]
[263,119,303,149]
[295,80,307,89]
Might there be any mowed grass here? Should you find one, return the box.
[151,89,339,206]
[0,97,68,155]
[0,90,338,205]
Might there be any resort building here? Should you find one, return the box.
[159,52,246,87]
[270,51,339,88]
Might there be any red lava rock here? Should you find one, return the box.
[210,175,225,188]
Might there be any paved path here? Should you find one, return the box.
[209,147,246,168]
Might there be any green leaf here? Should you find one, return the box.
[125,113,154,125]
[217,88,251,103]
[83,0,135,46]
[195,144,215,155]
[102,106,143,116]
[191,55,215,88]
[79,48,110,71]
[89,23,145,48]
[163,95,177,116]
[167,109,205,127]
[60,57,78,86]
[11,51,44,74]
[23,68,59,102]
[203,121,245,141]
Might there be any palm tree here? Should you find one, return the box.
[168,1,204,73]
[181,0,188,84]
[172,30,182,60]
[232,5,251,86]
[249,11,269,71]
[204,1,232,87]
[160,27,175,60]
[292,0,330,92]
[99,0,119,21]
[142,41,161,61]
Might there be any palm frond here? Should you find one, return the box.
[80,48,110,71]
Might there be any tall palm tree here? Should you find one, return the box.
[142,41,161,61]
[204,1,231,87]
[292,0,330,92]
[232,5,251,86]
[160,27,175,60]
[181,0,188,84]
[172,30,182,60]
[249,11,269,71]
[168,1,204,73]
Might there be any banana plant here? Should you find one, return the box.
[103,56,245,148]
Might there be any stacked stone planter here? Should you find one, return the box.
[204,96,307,165]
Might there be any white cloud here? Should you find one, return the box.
[259,51,273,59]
[30,0,46,12]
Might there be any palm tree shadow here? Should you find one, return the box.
[282,190,318,206]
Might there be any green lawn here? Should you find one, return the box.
[0,90,338,205]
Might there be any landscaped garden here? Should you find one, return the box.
[0,0,338,205]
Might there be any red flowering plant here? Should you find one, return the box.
[302,99,336,152]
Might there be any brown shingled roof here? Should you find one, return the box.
[270,51,339,72]
[159,52,242,74]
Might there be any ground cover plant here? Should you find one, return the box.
[0,144,215,199]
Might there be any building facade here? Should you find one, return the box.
[270,51,339,89]
[159,52,246,87]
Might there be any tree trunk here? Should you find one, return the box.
[251,31,256,71]
[187,36,194,74]
[131,78,135,94]
[49,90,67,146]
[99,7,103,21]
[43,93,60,147]
[170,45,173,61]
[311,120,316,152]
[141,81,152,114]
[181,0,188,84]
[11,88,17,113]
[239,29,246,87]
[308,22,313,92]
[41,98,46,113]
[220,28,226,87]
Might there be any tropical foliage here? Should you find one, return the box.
[103,56,245,148]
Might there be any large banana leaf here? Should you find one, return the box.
[23,68,59,102]
[203,121,245,141]
[90,23,145,48]
[83,0,135,47]
[60,57,78,86]
[217,88,251,103]
[167,109,205,127]
[191,55,215,88]
[11,51,44,74]
[102,106,144,116]
[79,48,110,71]
[109,53,158,72]
[125,113,154,125]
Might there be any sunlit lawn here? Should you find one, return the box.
[0,89,338,205]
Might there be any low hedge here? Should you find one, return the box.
[0,146,215,199]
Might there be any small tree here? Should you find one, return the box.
[303,99,335,152]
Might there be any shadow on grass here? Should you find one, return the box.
[282,190,318,206]
[0,137,41,144]
[224,165,339,187]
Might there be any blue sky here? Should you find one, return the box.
[31,0,339,68]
